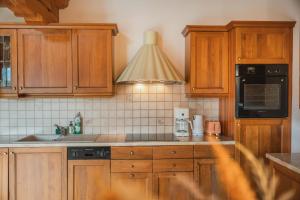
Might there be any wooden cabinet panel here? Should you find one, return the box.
[153,146,193,159]
[153,172,193,200]
[111,146,153,160]
[235,27,290,64]
[111,173,153,200]
[0,29,17,96]
[153,159,193,172]
[68,160,110,200]
[72,29,113,95]
[111,160,152,173]
[9,147,67,200]
[0,148,8,200]
[186,31,228,96]
[18,29,72,94]
[194,159,227,200]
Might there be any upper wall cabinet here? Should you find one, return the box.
[72,30,113,96]
[18,29,73,95]
[228,21,295,64]
[0,23,118,97]
[0,29,17,97]
[183,27,229,96]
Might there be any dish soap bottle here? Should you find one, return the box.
[74,112,82,134]
[68,121,75,135]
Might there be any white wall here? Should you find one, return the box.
[0,0,299,152]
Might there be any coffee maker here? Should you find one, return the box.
[174,107,190,137]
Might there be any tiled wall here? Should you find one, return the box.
[0,84,219,135]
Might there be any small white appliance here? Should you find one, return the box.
[174,107,190,137]
[189,115,204,136]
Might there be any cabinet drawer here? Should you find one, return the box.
[153,146,193,159]
[194,145,235,158]
[111,147,153,160]
[153,159,193,172]
[111,160,153,173]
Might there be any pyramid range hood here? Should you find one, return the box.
[115,31,184,84]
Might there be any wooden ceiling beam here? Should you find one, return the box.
[1,0,70,24]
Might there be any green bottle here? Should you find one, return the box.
[74,112,82,134]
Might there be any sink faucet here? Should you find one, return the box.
[54,124,68,136]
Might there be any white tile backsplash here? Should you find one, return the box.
[0,84,219,135]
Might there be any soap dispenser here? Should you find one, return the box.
[74,112,82,134]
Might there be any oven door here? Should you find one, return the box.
[236,76,288,118]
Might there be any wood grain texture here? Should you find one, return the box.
[153,159,193,172]
[153,172,193,200]
[153,146,193,159]
[188,31,229,96]
[194,145,235,159]
[0,148,8,200]
[68,160,110,200]
[270,160,300,200]
[111,146,153,160]
[9,147,67,200]
[111,173,153,200]
[194,159,228,200]
[111,160,153,173]
[72,29,113,96]
[17,29,72,95]
[0,29,18,97]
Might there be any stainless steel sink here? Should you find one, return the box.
[16,135,61,142]
[16,134,99,143]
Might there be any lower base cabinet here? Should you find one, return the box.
[111,173,153,199]
[194,159,227,200]
[68,160,110,200]
[9,147,67,200]
[0,148,8,200]
[153,172,194,200]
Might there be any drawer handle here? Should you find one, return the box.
[3,152,7,156]
[171,151,176,154]
[130,173,135,178]
[172,163,177,167]
[130,151,134,156]
[131,165,135,168]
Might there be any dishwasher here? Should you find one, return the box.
[67,147,111,200]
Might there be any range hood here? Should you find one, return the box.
[115,31,184,84]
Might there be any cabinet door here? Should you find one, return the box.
[9,147,67,200]
[194,159,227,200]
[68,160,110,200]
[0,29,17,96]
[0,148,8,200]
[72,29,113,95]
[111,173,152,200]
[153,172,193,200]
[235,28,290,64]
[18,29,72,94]
[190,32,228,95]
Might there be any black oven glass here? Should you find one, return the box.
[236,64,288,118]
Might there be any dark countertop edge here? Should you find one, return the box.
[266,153,300,175]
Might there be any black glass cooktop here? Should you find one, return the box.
[125,134,180,142]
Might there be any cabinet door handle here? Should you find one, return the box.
[238,57,241,61]
[129,173,135,178]
[74,86,78,90]
[3,152,7,156]
[19,86,23,90]
[130,151,134,156]
[171,151,176,154]
[9,152,14,155]
[13,87,17,91]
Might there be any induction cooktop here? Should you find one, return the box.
[125,134,180,142]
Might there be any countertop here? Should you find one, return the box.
[0,134,235,147]
[266,153,300,174]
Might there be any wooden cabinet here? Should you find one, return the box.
[0,148,8,200]
[183,28,229,96]
[72,29,113,95]
[68,160,110,200]
[194,159,227,200]
[234,27,291,64]
[0,29,17,96]
[111,173,153,200]
[18,29,73,95]
[9,147,67,200]
[153,172,193,200]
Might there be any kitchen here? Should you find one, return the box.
[0,0,299,200]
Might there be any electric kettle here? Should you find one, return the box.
[189,115,204,136]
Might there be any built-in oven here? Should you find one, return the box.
[236,64,288,118]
